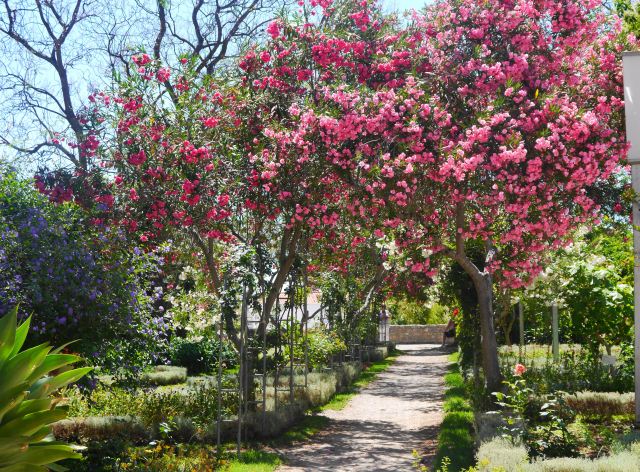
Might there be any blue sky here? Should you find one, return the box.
[385,0,430,12]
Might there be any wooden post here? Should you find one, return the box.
[552,303,559,363]
[518,301,524,347]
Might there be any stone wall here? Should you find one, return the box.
[389,324,447,344]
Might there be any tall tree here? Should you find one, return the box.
[234,0,634,391]
[0,0,291,174]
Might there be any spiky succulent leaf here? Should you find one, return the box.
[0,307,17,365]
[9,316,31,359]
[26,354,81,385]
[0,344,51,393]
[0,308,90,470]
[3,399,52,423]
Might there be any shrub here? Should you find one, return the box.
[304,329,347,368]
[66,381,236,430]
[167,337,237,375]
[0,173,169,373]
[565,391,634,419]
[52,416,149,443]
[0,307,91,470]
[474,438,640,472]
[525,452,640,472]
[141,366,188,386]
[476,438,528,471]
[500,349,634,395]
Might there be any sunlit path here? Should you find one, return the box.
[275,345,449,472]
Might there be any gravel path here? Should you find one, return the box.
[275,344,450,472]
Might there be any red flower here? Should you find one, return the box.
[128,150,147,166]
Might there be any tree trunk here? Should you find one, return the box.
[472,273,502,393]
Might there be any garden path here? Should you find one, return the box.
[275,344,450,472]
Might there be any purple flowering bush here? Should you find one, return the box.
[0,173,168,373]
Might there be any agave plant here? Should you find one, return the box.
[0,307,92,471]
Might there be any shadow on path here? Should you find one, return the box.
[276,344,449,472]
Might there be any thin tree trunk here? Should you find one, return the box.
[447,202,502,393]
[473,274,502,393]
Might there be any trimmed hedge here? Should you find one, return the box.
[475,437,640,472]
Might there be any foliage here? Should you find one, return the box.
[0,173,169,372]
[474,436,640,471]
[616,0,640,36]
[293,329,346,369]
[67,381,237,430]
[493,368,579,459]
[0,306,91,471]
[167,337,237,375]
[565,391,634,420]
[500,348,634,394]
[493,376,532,444]
[141,366,188,386]
[520,228,633,353]
[165,265,221,338]
[386,297,449,325]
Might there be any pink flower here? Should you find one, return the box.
[266,21,281,39]
[260,51,271,64]
[156,67,171,82]
[297,69,312,81]
[132,53,151,66]
[127,150,147,166]
[260,51,271,63]
[513,364,527,377]
[203,117,219,128]
[218,194,230,206]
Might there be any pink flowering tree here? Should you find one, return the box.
[90,0,636,393]
[94,46,358,356]
[239,0,635,391]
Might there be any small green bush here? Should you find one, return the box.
[474,437,640,472]
[52,416,149,443]
[476,438,528,471]
[167,337,237,375]
[565,391,634,418]
[66,381,235,431]
[141,366,188,386]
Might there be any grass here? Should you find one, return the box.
[432,352,475,472]
[224,450,283,472]
[319,353,400,411]
[271,414,330,445]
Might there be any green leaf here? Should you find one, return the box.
[0,307,17,366]
[2,399,52,424]
[9,316,32,359]
[12,444,80,466]
[0,409,66,437]
[50,341,79,356]
[41,367,92,395]
[0,385,28,423]
[26,355,81,384]
[0,344,51,394]
[0,464,48,471]
[0,437,28,461]
[47,464,69,472]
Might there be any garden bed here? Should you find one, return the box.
[54,361,363,444]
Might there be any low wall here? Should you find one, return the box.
[389,324,447,344]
